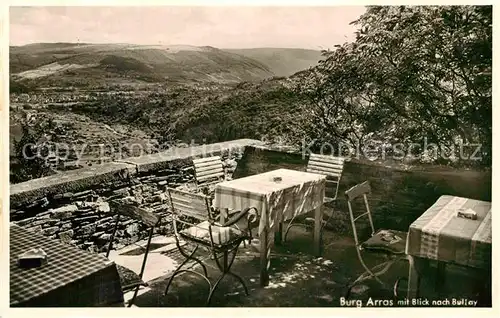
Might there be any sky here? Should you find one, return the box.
[9,6,367,49]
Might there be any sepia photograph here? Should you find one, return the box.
[6,3,493,309]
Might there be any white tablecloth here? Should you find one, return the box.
[406,195,491,269]
[213,168,326,236]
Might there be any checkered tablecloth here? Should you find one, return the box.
[213,168,326,236]
[10,224,124,307]
[406,195,491,269]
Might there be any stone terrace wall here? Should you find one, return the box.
[10,139,264,252]
[337,159,491,237]
[233,145,308,178]
[235,146,492,237]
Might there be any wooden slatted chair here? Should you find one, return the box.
[344,181,409,299]
[307,154,345,203]
[193,156,244,238]
[283,154,346,241]
[193,156,226,193]
[106,199,162,307]
[164,187,259,305]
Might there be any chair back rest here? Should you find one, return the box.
[109,199,160,227]
[106,199,160,259]
[306,154,345,200]
[166,187,214,230]
[193,156,225,185]
[344,181,375,247]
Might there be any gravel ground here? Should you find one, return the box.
[128,225,491,307]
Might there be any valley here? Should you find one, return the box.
[9,43,318,182]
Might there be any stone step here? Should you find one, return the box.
[123,286,152,304]
[151,241,186,254]
[110,234,179,256]
[109,251,179,283]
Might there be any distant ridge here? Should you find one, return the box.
[10,43,323,85]
[225,47,323,77]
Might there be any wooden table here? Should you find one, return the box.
[213,168,326,286]
[10,224,124,307]
[405,195,491,299]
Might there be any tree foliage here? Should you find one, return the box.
[296,5,492,166]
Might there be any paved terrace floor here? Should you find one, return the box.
[108,226,491,307]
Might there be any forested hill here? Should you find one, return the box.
[10,43,323,85]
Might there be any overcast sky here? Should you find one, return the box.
[10,6,367,49]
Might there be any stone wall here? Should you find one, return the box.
[233,145,308,178]
[10,139,262,252]
[336,159,491,237]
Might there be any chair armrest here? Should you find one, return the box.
[211,207,259,227]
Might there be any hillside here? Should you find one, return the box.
[8,43,314,180]
[226,48,323,77]
[10,74,305,185]
[50,76,304,143]
[10,43,275,85]
[10,43,323,86]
